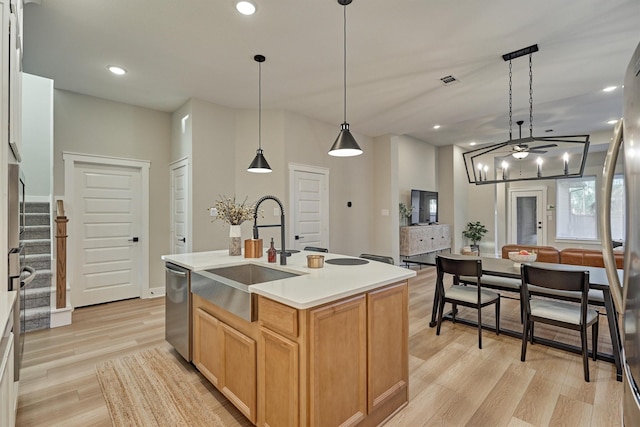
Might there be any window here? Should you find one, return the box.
[556,174,626,241]
[556,176,597,240]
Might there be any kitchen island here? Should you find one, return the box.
[162,249,415,427]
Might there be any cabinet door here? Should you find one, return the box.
[258,328,299,427]
[367,282,408,412]
[193,307,222,387]
[220,323,256,424]
[309,295,367,427]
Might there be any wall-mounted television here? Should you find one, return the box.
[411,189,438,224]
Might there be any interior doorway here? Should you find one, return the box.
[170,158,189,254]
[64,153,150,308]
[509,188,546,246]
[288,164,329,251]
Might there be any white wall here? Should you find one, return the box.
[371,135,399,261]
[54,90,172,292]
[21,73,53,199]
[397,135,438,207]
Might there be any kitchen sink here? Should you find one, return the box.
[204,263,300,285]
[192,263,302,322]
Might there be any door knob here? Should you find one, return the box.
[128,237,139,242]
[178,237,186,243]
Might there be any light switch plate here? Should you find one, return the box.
[381,209,389,216]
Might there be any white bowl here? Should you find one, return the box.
[508,251,537,265]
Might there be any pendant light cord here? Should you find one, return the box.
[529,53,533,138]
[508,60,512,140]
[259,60,262,150]
[343,4,347,123]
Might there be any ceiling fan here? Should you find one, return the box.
[500,121,558,159]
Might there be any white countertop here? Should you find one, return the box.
[162,250,416,309]
[0,291,17,333]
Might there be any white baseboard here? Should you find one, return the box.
[50,305,73,327]
[143,286,165,299]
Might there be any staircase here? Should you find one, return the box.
[22,201,52,331]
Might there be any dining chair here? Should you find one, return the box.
[435,255,500,349]
[520,264,598,382]
[304,246,328,253]
[359,253,394,265]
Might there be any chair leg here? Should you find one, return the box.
[530,322,535,344]
[477,305,483,349]
[521,318,529,362]
[436,298,446,336]
[581,326,590,382]
[495,298,500,336]
[592,321,599,362]
[452,303,457,322]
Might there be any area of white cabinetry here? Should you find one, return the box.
[399,224,451,257]
[1,293,16,427]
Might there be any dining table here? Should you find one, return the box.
[407,253,623,381]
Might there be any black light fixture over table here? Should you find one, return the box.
[247,54,272,173]
[462,44,590,185]
[328,0,363,157]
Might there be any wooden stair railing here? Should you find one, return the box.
[55,200,69,309]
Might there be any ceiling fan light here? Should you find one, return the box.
[512,151,529,159]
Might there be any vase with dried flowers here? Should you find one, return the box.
[211,195,256,256]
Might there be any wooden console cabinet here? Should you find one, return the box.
[400,224,451,256]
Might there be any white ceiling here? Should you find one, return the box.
[22,0,640,148]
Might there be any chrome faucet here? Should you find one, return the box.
[253,195,287,265]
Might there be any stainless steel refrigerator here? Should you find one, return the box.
[601,40,640,425]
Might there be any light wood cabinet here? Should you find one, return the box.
[193,295,257,424]
[308,295,367,427]
[367,283,408,416]
[258,328,299,427]
[400,224,451,256]
[257,281,408,427]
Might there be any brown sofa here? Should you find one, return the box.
[501,245,560,263]
[501,244,623,269]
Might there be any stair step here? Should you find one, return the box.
[27,269,52,289]
[22,307,50,332]
[21,287,51,310]
[25,202,50,214]
[24,254,51,271]
[25,212,50,226]
[23,225,51,240]
[22,239,51,255]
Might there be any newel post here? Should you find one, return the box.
[55,200,69,309]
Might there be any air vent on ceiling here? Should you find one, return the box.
[440,75,458,85]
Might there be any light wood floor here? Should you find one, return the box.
[16,267,622,426]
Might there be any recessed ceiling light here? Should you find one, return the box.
[108,66,126,75]
[433,125,441,130]
[236,1,256,15]
[608,119,619,125]
[602,86,617,92]
[469,142,477,146]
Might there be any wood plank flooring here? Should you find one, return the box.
[16,267,622,426]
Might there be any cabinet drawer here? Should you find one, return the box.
[259,297,298,338]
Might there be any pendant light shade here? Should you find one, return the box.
[248,54,272,173]
[328,0,362,157]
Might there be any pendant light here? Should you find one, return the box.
[328,0,362,157]
[248,54,272,173]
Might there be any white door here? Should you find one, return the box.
[289,165,329,251]
[72,163,143,307]
[509,188,546,245]
[170,159,189,254]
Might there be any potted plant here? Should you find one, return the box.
[399,202,413,226]
[462,221,488,253]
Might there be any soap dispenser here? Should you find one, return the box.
[267,238,276,263]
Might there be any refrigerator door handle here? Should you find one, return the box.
[600,119,625,316]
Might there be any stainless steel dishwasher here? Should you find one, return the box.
[165,263,191,361]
